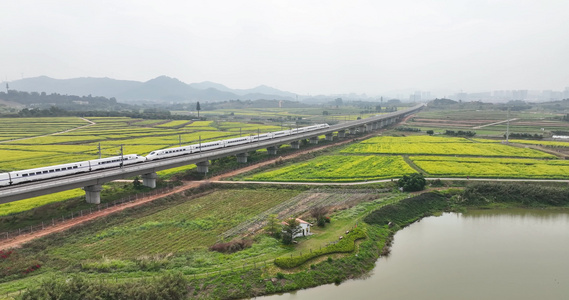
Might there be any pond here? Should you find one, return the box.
[258,209,569,299]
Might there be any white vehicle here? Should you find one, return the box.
[146,146,193,161]
[250,133,272,142]
[0,155,145,186]
[223,136,252,147]
[272,130,291,138]
[5,161,90,186]
[89,154,146,171]
[191,140,225,153]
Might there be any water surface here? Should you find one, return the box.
[259,209,569,300]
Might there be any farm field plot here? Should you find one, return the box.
[218,122,283,132]
[245,155,416,182]
[49,189,300,259]
[472,138,569,148]
[0,116,271,171]
[154,120,190,128]
[0,117,89,141]
[411,155,569,179]
[341,136,556,158]
[0,189,84,216]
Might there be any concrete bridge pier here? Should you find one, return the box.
[359,126,366,133]
[84,184,103,204]
[236,152,249,163]
[290,141,301,149]
[142,172,158,188]
[349,128,357,135]
[309,136,319,144]
[267,146,278,155]
[373,122,379,130]
[196,161,210,173]
[325,133,334,141]
[338,130,346,138]
[365,123,373,132]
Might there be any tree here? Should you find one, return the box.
[310,206,329,227]
[322,110,329,116]
[196,101,201,118]
[281,218,301,245]
[133,176,143,189]
[335,98,343,107]
[398,173,427,192]
[265,214,281,238]
[426,130,434,135]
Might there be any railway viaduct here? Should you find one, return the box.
[0,104,424,204]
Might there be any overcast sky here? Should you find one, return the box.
[1,0,568,95]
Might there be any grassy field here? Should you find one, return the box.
[239,134,565,183]
[0,186,399,295]
[0,189,85,216]
[411,156,569,179]
[341,135,556,158]
[245,155,416,182]
[406,108,569,138]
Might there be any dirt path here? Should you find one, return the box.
[472,118,518,129]
[0,117,96,144]
[0,132,378,250]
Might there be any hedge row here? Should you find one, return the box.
[274,228,366,269]
[363,192,448,226]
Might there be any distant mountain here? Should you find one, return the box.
[8,76,296,102]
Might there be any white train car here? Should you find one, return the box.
[89,154,145,171]
[7,161,90,185]
[146,146,193,161]
[0,172,11,187]
[191,140,225,153]
[223,136,251,147]
[250,133,272,142]
[272,130,291,138]
[317,123,330,129]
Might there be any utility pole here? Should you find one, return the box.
[179,134,181,147]
[199,136,202,152]
[98,143,101,159]
[506,107,510,143]
[120,144,124,167]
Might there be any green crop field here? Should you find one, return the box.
[0,189,85,216]
[341,135,556,158]
[245,155,416,182]
[411,155,569,179]
[50,189,300,259]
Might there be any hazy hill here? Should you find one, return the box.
[8,76,296,102]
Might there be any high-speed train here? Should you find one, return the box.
[0,123,330,187]
[146,123,330,160]
[0,155,146,187]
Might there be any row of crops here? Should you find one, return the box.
[0,117,292,171]
[51,189,300,259]
[243,135,569,182]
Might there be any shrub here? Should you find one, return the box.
[209,239,253,254]
[364,192,448,226]
[274,228,366,269]
[398,173,426,192]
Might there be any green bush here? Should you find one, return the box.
[364,192,448,226]
[398,173,426,192]
[461,182,569,206]
[274,228,366,269]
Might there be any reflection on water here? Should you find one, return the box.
[257,209,569,300]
